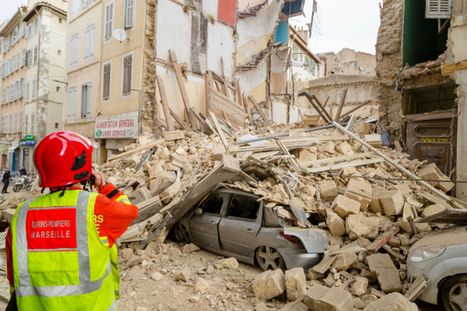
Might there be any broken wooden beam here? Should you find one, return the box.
[109,140,166,161]
[156,75,174,131]
[305,157,385,173]
[248,95,271,126]
[334,88,347,122]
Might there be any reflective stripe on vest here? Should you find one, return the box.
[13,191,112,298]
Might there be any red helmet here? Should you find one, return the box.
[34,131,96,188]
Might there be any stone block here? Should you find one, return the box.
[390,184,412,198]
[418,162,454,192]
[195,278,209,293]
[214,257,238,269]
[312,255,336,274]
[251,269,286,301]
[183,243,200,253]
[319,141,336,154]
[296,149,317,163]
[369,186,389,214]
[346,214,380,240]
[320,287,354,311]
[354,122,373,135]
[351,277,369,296]
[285,268,306,301]
[332,251,358,271]
[304,283,329,310]
[211,144,226,161]
[336,142,354,155]
[367,254,402,293]
[160,181,182,204]
[362,293,418,311]
[421,204,446,218]
[175,267,191,282]
[164,130,185,141]
[326,210,346,236]
[255,303,269,311]
[331,195,360,218]
[345,180,371,211]
[3,209,16,223]
[364,134,382,148]
[319,180,338,201]
[378,190,404,216]
[151,272,163,281]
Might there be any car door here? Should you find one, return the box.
[189,192,230,250]
[218,193,262,256]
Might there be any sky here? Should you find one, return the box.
[1,0,382,55]
[289,0,383,55]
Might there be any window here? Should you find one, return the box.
[9,113,12,133]
[16,80,20,99]
[69,34,79,68]
[67,86,77,120]
[200,193,227,215]
[32,77,37,99]
[2,63,5,78]
[102,62,111,100]
[16,52,20,69]
[85,24,95,61]
[28,25,32,38]
[20,78,24,98]
[57,86,60,92]
[82,0,88,9]
[59,18,63,24]
[81,82,92,119]
[26,80,29,100]
[19,111,22,133]
[6,86,9,102]
[124,0,135,29]
[11,84,15,101]
[31,112,35,135]
[24,113,28,135]
[12,55,15,71]
[426,0,452,18]
[58,50,61,55]
[122,54,133,96]
[226,194,260,220]
[14,112,17,133]
[2,115,7,133]
[104,2,114,41]
[55,123,59,129]
[72,0,80,16]
[22,48,26,66]
[27,49,32,67]
[33,44,38,64]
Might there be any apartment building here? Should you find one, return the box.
[0,22,7,167]
[64,0,144,164]
[0,7,28,172]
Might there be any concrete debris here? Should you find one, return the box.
[351,277,369,296]
[214,257,239,270]
[362,293,418,311]
[251,269,286,301]
[182,243,200,253]
[367,254,402,293]
[175,266,191,282]
[285,267,306,301]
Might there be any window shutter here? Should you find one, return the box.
[26,81,29,100]
[426,0,452,19]
[14,112,17,133]
[12,84,15,101]
[103,63,111,100]
[125,0,134,29]
[12,55,15,71]
[31,112,35,135]
[32,78,36,99]
[16,52,20,68]
[22,48,26,66]
[82,0,88,9]
[123,55,132,95]
[34,45,38,64]
[19,111,22,133]
[24,113,28,135]
[68,87,76,120]
[73,0,80,16]
[20,78,24,98]
[86,83,92,118]
[70,34,79,67]
[85,24,95,60]
[28,49,32,67]
[105,3,113,40]
[16,81,20,99]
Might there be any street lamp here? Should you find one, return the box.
[131,89,142,136]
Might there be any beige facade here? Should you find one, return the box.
[318,48,376,76]
[64,0,147,163]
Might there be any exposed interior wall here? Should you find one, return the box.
[375,0,404,139]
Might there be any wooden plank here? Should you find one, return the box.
[305,157,385,173]
[208,86,245,129]
[242,93,253,124]
[339,101,370,120]
[220,57,228,96]
[209,111,229,150]
[312,94,333,122]
[405,274,429,302]
[300,152,374,167]
[156,75,174,131]
[109,140,166,161]
[222,111,235,133]
[248,95,270,126]
[169,108,189,130]
[276,140,301,172]
[316,96,329,122]
[334,88,347,121]
[168,49,196,127]
[204,73,210,116]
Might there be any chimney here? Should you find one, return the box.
[297,27,309,46]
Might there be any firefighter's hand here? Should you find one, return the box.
[91,168,104,190]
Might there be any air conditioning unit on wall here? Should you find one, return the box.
[426,0,452,19]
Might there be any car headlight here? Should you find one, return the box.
[409,247,446,263]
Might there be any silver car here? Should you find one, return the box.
[171,187,329,270]
[407,225,467,311]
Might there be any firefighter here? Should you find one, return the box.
[5,131,138,311]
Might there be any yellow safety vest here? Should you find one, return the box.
[10,190,120,311]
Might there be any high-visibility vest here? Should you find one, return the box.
[10,190,120,311]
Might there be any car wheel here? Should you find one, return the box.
[441,275,467,311]
[171,223,190,243]
[255,246,285,271]
[13,185,21,192]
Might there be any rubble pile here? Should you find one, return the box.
[98,119,462,309]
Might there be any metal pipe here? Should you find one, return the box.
[234,122,348,145]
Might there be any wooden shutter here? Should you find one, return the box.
[85,24,95,60]
[426,0,451,18]
[73,0,80,15]
[34,45,38,64]
[19,111,22,133]
[70,34,79,67]
[26,81,29,100]
[28,49,32,67]
[125,0,134,29]
[68,87,76,120]
[103,63,111,100]
[86,83,92,118]
[82,0,88,9]
[105,3,113,40]
[24,113,28,135]
[22,48,26,66]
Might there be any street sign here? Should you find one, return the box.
[25,135,35,141]
[19,141,35,146]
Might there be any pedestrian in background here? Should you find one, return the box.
[2,166,11,194]
[19,167,26,176]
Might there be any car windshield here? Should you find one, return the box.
[226,194,259,220]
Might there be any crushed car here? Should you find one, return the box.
[171,186,329,270]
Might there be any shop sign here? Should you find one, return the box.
[25,135,36,141]
[95,116,138,138]
[0,145,6,155]
[19,140,36,146]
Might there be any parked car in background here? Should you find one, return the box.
[171,187,329,271]
[407,215,467,311]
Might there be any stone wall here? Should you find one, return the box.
[375,0,404,140]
